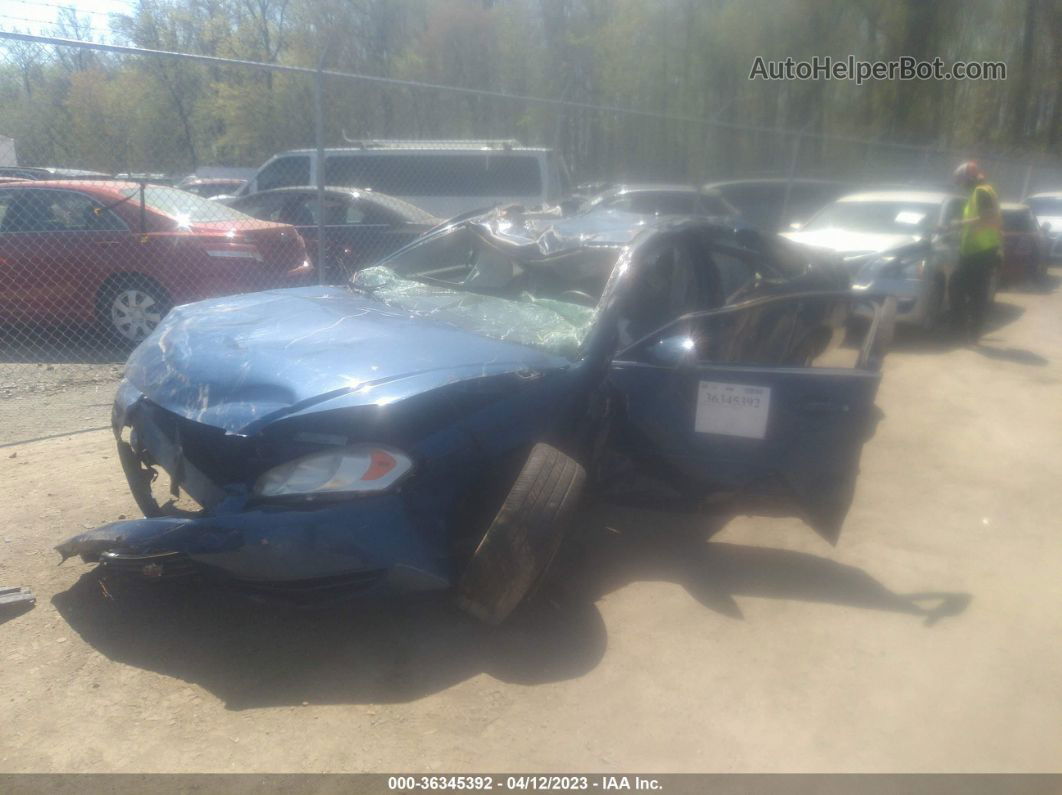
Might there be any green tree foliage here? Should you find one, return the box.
[0,0,1058,181]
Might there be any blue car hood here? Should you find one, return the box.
[124,286,569,434]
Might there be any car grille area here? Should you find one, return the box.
[99,550,197,580]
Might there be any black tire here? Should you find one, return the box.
[457,443,586,625]
[97,275,172,346]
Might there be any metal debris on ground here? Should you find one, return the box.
[0,585,36,614]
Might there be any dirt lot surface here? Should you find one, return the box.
[1,273,1060,773]
[0,335,122,446]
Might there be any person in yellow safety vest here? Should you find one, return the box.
[945,161,1002,342]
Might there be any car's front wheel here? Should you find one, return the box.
[457,443,586,625]
[97,276,172,345]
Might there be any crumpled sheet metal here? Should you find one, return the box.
[355,266,595,359]
[0,586,35,616]
[478,206,653,258]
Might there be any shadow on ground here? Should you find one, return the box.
[889,300,1026,355]
[887,300,1049,366]
[52,511,970,710]
[970,343,1049,366]
[572,513,970,628]
[999,271,1060,297]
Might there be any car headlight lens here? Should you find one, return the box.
[254,445,413,498]
[897,258,926,279]
[864,255,926,280]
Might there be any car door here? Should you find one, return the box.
[0,187,131,323]
[606,240,892,542]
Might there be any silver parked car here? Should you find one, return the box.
[782,190,997,330]
[1025,192,1062,261]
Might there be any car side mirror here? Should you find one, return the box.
[648,335,698,367]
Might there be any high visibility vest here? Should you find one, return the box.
[961,183,1002,255]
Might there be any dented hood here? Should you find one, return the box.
[123,286,569,434]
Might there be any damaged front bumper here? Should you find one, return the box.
[56,505,450,598]
[57,385,455,599]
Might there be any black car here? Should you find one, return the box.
[585,183,741,221]
[229,186,440,280]
[703,179,858,233]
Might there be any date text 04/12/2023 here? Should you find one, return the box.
[387,776,664,791]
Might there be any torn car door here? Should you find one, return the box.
[607,292,893,542]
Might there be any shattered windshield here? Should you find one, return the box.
[352,225,612,359]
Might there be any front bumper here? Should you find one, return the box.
[56,503,451,597]
[852,278,928,326]
[58,387,457,597]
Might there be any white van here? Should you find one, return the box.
[235,140,573,219]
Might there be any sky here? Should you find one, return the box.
[0,0,136,39]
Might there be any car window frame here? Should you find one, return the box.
[254,155,311,193]
[0,187,130,235]
[231,192,290,223]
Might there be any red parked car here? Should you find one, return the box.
[1000,202,1047,285]
[0,181,313,343]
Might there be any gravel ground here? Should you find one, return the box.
[0,362,122,446]
[0,331,124,445]
[0,271,1060,773]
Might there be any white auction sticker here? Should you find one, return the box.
[695,381,771,439]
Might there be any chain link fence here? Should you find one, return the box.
[1,32,1060,445]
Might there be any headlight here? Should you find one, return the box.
[896,258,926,279]
[864,255,926,280]
[254,445,413,498]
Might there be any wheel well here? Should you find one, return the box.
[95,272,171,317]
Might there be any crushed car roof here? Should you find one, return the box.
[436,206,734,259]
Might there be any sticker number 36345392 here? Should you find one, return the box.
[695,381,771,439]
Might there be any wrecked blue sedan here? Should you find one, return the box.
[58,209,895,623]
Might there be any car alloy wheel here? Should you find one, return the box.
[110,287,164,343]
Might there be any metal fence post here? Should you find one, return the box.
[780,133,801,227]
[920,145,933,184]
[1019,160,1034,200]
[314,61,327,284]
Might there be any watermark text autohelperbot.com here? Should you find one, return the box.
[749,55,1006,84]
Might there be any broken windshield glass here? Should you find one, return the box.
[353,265,596,359]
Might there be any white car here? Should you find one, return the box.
[1025,192,1062,261]
[234,140,573,219]
[782,190,996,329]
